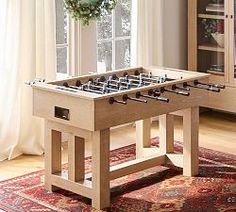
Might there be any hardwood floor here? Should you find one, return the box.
[0,111,235,181]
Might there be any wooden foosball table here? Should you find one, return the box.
[31,66,224,210]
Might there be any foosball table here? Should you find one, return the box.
[31,66,224,210]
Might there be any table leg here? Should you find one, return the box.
[183,107,199,176]
[92,129,110,209]
[68,135,85,182]
[136,119,151,158]
[44,120,62,191]
[159,114,174,154]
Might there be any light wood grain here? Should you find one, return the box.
[91,129,110,209]
[110,155,166,180]
[188,0,197,71]
[206,86,236,113]
[68,135,85,182]
[228,0,235,84]
[33,67,210,131]
[1,111,235,182]
[136,119,151,158]
[159,114,174,154]
[183,107,199,176]
[166,154,183,168]
[95,87,208,130]
[51,174,93,199]
[33,88,95,131]
[44,121,62,191]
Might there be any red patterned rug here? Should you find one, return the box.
[0,138,236,212]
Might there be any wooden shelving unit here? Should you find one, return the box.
[198,44,225,52]
[206,70,224,76]
[188,0,236,113]
[198,14,225,20]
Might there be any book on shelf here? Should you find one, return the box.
[206,3,224,13]
[207,70,224,76]
[207,64,224,75]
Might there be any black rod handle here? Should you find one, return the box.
[109,97,127,105]
[63,82,80,90]
[172,85,190,91]
[136,92,157,100]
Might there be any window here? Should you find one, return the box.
[97,0,132,72]
[55,0,69,76]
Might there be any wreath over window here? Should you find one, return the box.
[64,0,117,26]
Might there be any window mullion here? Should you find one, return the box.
[56,44,69,48]
[112,9,116,70]
[96,0,132,72]
[55,0,69,77]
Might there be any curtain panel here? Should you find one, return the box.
[0,0,57,161]
[132,0,164,67]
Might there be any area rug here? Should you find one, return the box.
[0,139,235,212]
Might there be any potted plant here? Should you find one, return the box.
[202,19,224,47]
[64,0,117,26]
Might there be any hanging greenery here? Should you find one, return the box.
[64,0,117,26]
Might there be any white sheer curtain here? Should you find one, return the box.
[132,0,164,66]
[0,0,57,161]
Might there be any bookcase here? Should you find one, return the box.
[188,0,236,113]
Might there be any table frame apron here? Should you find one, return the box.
[44,107,199,210]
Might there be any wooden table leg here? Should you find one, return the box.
[159,114,174,154]
[183,107,199,176]
[136,119,151,158]
[44,120,62,191]
[68,135,85,182]
[92,129,110,209]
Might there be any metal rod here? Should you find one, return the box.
[126,74,160,83]
[63,82,80,90]
[141,73,176,82]
[56,86,78,93]
[90,81,119,92]
[109,97,127,105]
[155,96,170,103]
[194,80,225,89]
[124,74,160,85]
[183,82,220,93]
[160,87,190,96]
[172,84,190,91]
[123,94,148,103]
[95,80,118,88]
[136,92,157,100]
[81,86,104,94]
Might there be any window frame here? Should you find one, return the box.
[96,0,132,71]
[56,0,134,77]
[56,13,97,77]
[67,18,80,76]
[55,1,82,78]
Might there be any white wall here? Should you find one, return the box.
[162,0,188,69]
